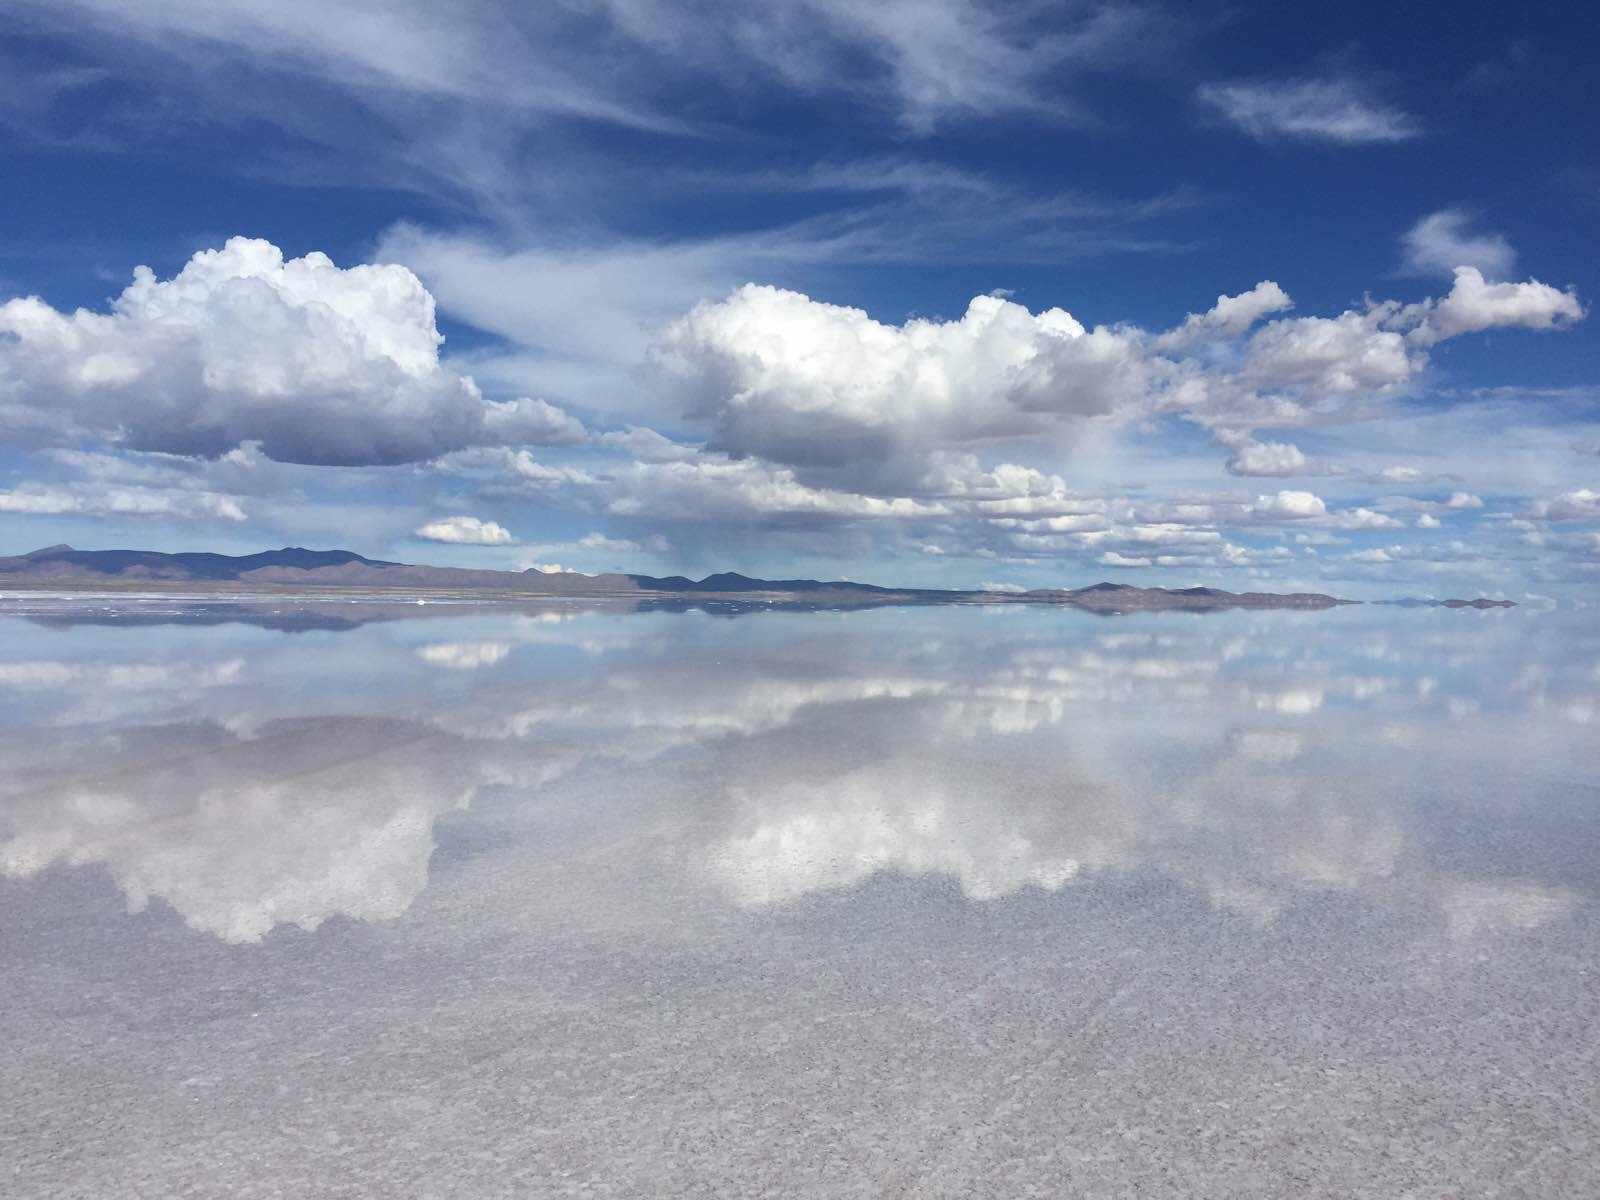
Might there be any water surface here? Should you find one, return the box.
[3,600,1597,1197]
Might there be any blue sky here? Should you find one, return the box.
[0,0,1596,596]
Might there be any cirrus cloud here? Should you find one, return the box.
[1196,76,1421,145]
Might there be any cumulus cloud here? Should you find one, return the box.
[1196,76,1420,144]
[1251,490,1327,519]
[656,285,1150,483]
[1527,488,1600,521]
[1401,210,1516,279]
[1224,437,1310,477]
[1154,280,1292,349]
[1241,308,1417,394]
[655,271,1584,497]
[1405,267,1584,346]
[414,515,515,545]
[1324,506,1402,531]
[0,237,585,466]
[3,236,1585,584]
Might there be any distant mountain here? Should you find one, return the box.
[0,544,1357,611]
[4,544,398,580]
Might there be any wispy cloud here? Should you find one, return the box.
[7,0,1184,218]
[1197,76,1420,144]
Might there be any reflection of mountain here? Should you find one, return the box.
[7,596,943,634]
[1,603,1593,945]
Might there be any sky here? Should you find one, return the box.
[0,0,1596,598]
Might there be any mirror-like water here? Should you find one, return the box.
[3,601,1596,1196]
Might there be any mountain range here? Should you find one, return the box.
[0,544,1366,611]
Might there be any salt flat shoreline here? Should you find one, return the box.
[0,576,1359,613]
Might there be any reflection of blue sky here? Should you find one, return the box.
[1,605,1595,945]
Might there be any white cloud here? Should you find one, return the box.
[1154,281,1292,349]
[1,234,1588,587]
[1448,491,1484,509]
[657,285,1148,480]
[651,269,1584,499]
[378,183,1201,427]
[414,515,514,545]
[1401,210,1516,279]
[1196,76,1420,144]
[1099,551,1152,567]
[1242,309,1416,394]
[0,482,246,521]
[604,455,949,523]
[0,237,584,465]
[1251,490,1327,519]
[1528,488,1600,521]
[1406,267,1584,346]
[1417,513,1441,529]
[1224,437,1310,477]
[1325,507,1402,531]
[1372,466,1428,484]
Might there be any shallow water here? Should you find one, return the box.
[2,601,1597,1197]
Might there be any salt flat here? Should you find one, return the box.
[2,602,1596,1198]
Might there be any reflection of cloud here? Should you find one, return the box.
[1438,880,1575,940]
[438,672,952,743]
[1230,729,1305,763]
[1259,685,1324,715]
[710,763,1132,906]
[1,720,481,944]
[0,659,244,690]
[415,641,513,669]
[2,601,1593,955]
